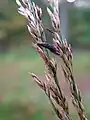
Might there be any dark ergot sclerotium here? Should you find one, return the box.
[37,42,60,55]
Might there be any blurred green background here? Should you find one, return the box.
[0,0,90,120]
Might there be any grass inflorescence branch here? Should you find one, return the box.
[16,0,87,120]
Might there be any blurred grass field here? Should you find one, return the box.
[0,45,90,120]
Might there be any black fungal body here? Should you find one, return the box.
[37,43,60,55]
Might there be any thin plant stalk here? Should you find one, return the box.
[47,1,87,120]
